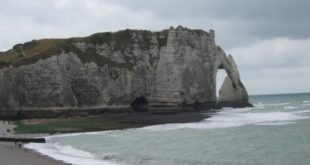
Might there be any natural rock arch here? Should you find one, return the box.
[215,47,251,107]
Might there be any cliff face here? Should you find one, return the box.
[0,26,251,111]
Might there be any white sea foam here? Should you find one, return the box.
[141,109,308,131]
[25,143,121,165]
[230,107,252,112]
[253,102,292,108]
[267,102,290,106]
[46,129,131,140]
[303,100,310,103]
[292,109,310,114]
[253,102,265,107]
[255,121,296,126]
[283,106,299,109]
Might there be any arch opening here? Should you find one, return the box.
[216,69,227,100]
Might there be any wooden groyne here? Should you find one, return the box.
[0,137,45,143]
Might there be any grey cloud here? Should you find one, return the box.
[229,38,310,69]
[239,66,310,95]
[1,0,310,50]
[105,0,310,50]
[227,37,310,94]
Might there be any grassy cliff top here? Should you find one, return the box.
[0,29,163,69]
[0,27,210,69]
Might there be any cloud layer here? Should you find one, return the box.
[0,0,309,94]
[229,38,310,94]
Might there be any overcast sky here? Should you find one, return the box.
[0,0,309,95]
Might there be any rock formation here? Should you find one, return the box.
[218,55,252,107]
[0,26,252,112]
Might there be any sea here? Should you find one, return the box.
[26,93,310,165]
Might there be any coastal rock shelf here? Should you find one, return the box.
[0,26,251,113]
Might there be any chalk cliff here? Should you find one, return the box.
[0,26,251,111]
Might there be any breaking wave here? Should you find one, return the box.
[141,108,308,131]
[284,106,299,109]
[255,121,296,126]
[25,143,121,165]
[267,103,290,106]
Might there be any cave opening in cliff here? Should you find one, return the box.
[131,95,149,112]
[216,69,226,98]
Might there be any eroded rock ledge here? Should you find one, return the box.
[0,26,252,113]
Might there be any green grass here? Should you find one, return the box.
[0,60,11,68]
[13,120,57,134]
[13,116,147,134]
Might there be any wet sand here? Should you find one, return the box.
[0,142,68,165]
[0,122,67,165]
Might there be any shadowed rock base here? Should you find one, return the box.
[0,101,252,120]
[194,101,220,111]
[218,101,253,108]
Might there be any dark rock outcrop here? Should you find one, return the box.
[0,26,252,112]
